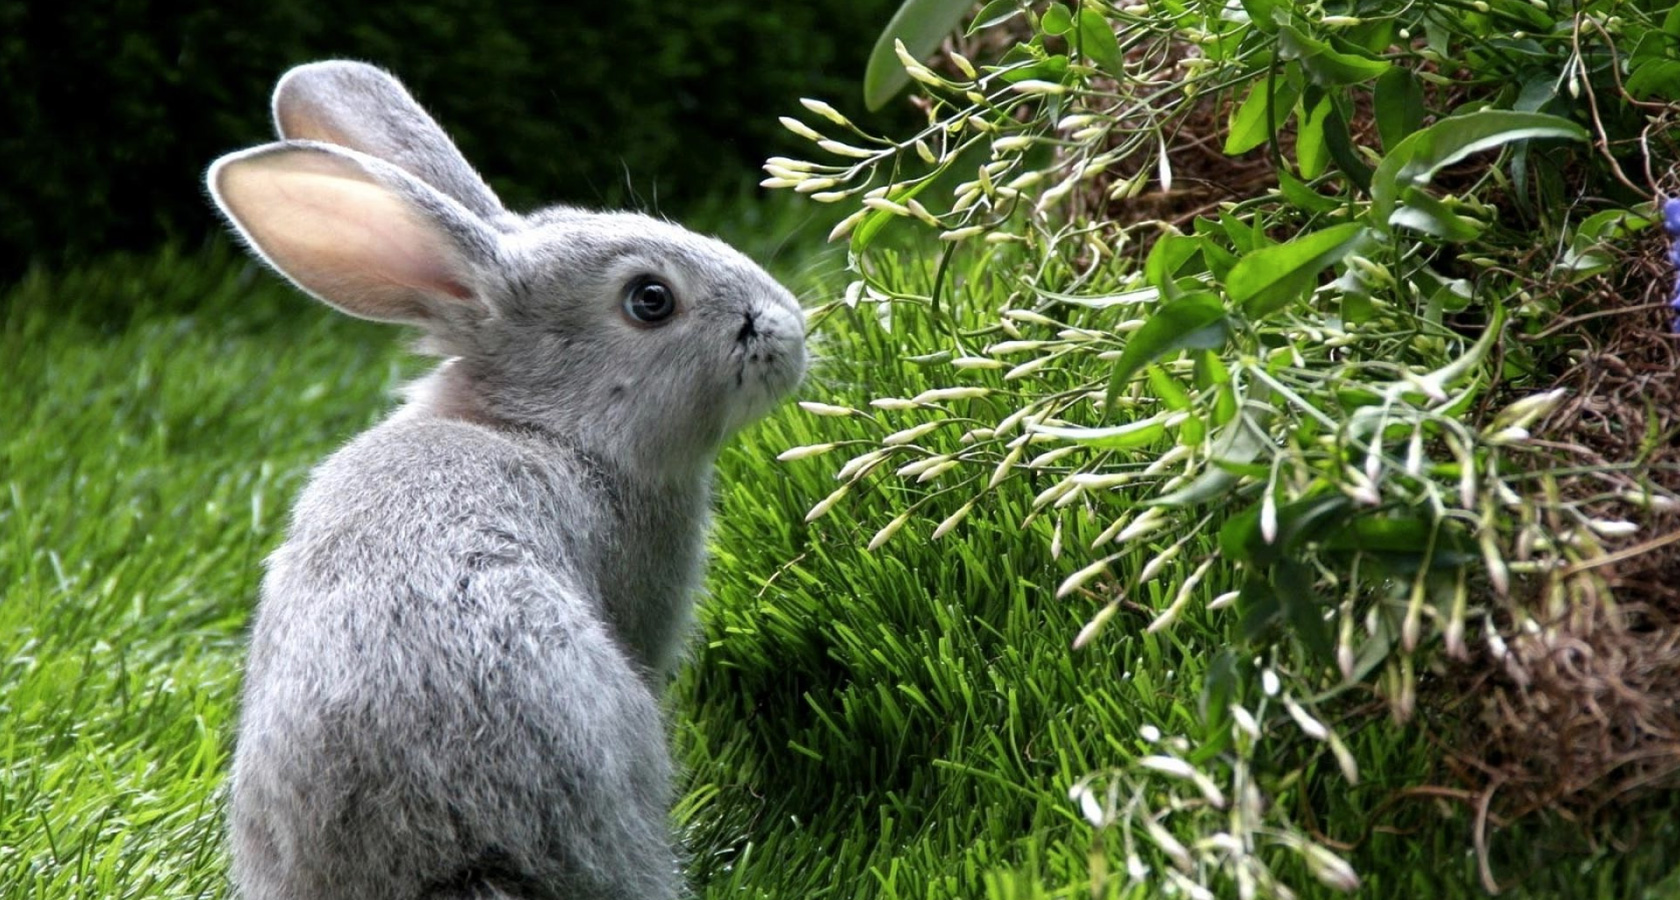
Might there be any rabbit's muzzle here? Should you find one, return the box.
[730,301,805,409]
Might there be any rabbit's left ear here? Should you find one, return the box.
[208,140,497,326]
[271,60,506,222]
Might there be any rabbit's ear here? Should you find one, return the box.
[270,61,505,222]
[209,141,497,326]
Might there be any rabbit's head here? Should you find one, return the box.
[208,61,805,477]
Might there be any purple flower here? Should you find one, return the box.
[1666,199,1680,269]
[1667,198,1680,333]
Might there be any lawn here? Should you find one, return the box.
[3,194,1678,897]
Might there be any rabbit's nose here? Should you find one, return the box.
[735,311,759,342]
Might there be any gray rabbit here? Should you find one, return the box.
[208,61,806,899]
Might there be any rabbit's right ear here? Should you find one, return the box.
[271,61,506,222]
[208,141,498,326]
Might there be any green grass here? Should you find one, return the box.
[3,200,1678,897]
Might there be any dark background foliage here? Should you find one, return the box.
[0,0,899,279]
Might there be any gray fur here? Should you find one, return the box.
[210,61,805,900]
[272,60,508,223]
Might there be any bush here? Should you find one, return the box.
[0,0,901,277]
[767,0,1680,893]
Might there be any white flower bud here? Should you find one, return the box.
[818,139,877,159]
[805,484,850,522]
[1011,79,1067,95]
[827,209,867,243]
[867,511,912,550]
[992,135,1034,153]
[1056,556,1111,598]
[867,397,917,412]
[798,97,851,127]
[797,401,856,417]
[778,116,824,141]
[882,421,942,445]
[939,225,986,242]
[932,500,975,540]
[911,386,989,403]
[776,443,837,462]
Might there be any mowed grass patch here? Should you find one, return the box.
[1,243,416,895]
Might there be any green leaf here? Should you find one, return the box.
[1238,0,1279,33]
[1226,79,1300,155]
[1371,110,1589,229]
[1556,208,1654,280]
[1218,209,1265,253]
[851,179,936,254]
[1389,187,1485,241]
[1342,290,1375,325]
[1374,67,1425,150]
[1341,18,1397,55]
[1347,617,1393,684]
[1220,492,1351,566]
[864,0,976,110]
[1179,413,1206,445]
[1147,364,1192,411]
[1491,0,1554,30]
[1322,103,1373,193]
[1424,15,1451,56]
[1077,8,1124,74]
[1277,170,1340,213]
[1275,560,1334,665]
[1029,413,1169,449]
[1412,303,1505,392]
[1219,504,1262,563]
[1295,91,1332,179]
[1199,649,1239,725]
[1515,75,1555,112]
[969,0,1024,32]
[1277,25,1391,86]
[998,54,1070,84]
[1144,232,1205,295]
[1320,515,1463,568]
[1103,293,1229,410]
[1211,380,1238,425]
[1194,348,1231,391]
[1237,575,1282,641]
[1226,222,1369,316]
[1197,237,1239,280]
[1153,410,1267,506]
[1040,2,1074,35]
[1627,59,1680,101]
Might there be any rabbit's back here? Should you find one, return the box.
[231,418,683,900]
[211,60,805,900]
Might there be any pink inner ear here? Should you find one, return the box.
[275,104,344,146]
[214,150,476,323]
[273,101,349,147]
[434,275,474,300]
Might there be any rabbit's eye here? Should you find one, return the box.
[623,277,677,325]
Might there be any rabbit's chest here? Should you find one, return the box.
[588,487,710,678]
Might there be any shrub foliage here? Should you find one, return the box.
[0,0,901,276]
[768,0,1680,892]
